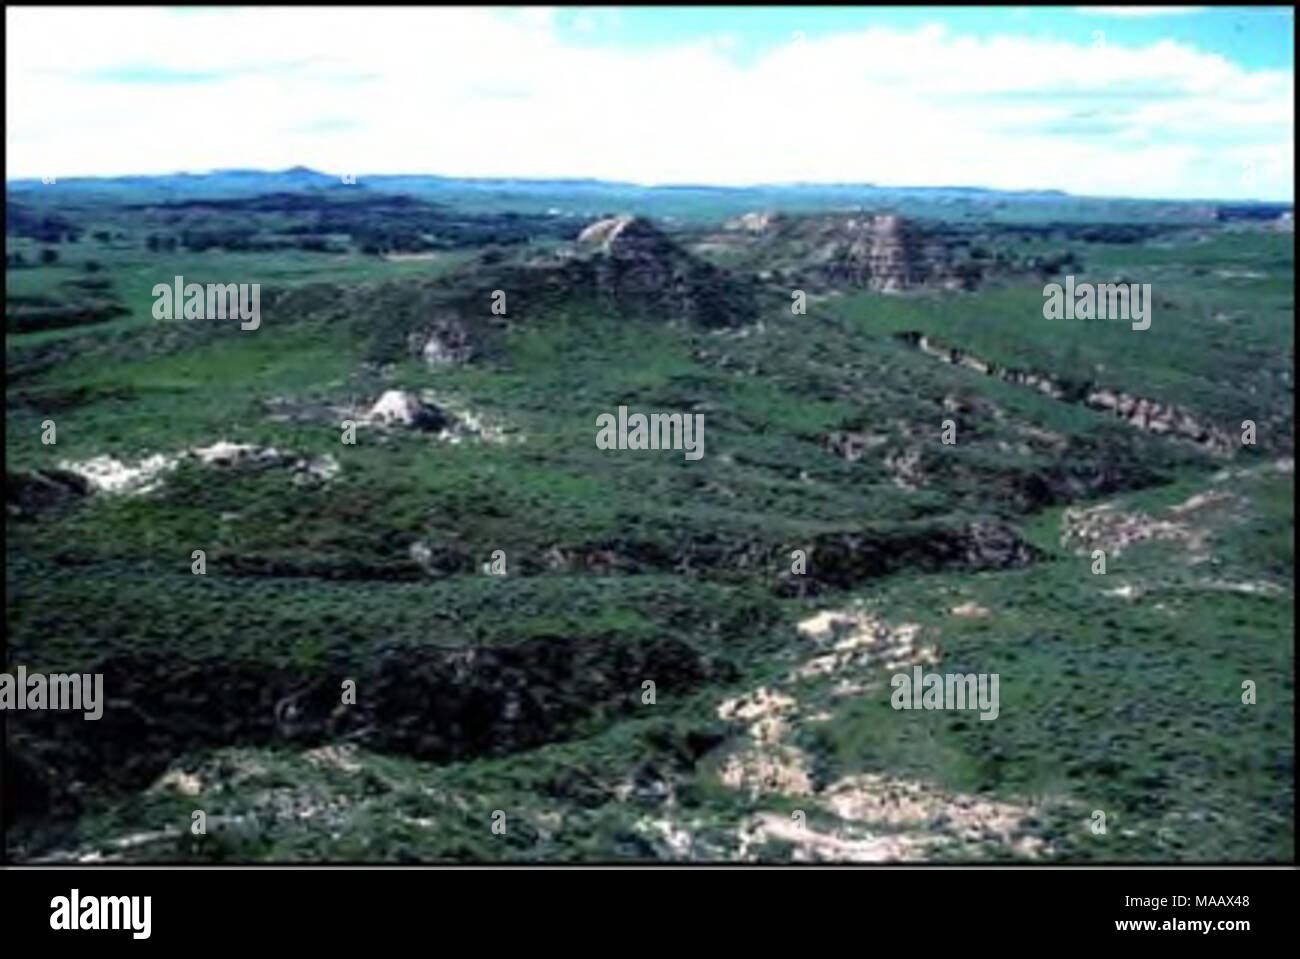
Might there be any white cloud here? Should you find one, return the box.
[5,7,1293,200]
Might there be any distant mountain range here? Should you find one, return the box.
[6,167,1292,225]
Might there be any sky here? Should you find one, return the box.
[5,5,1294,200]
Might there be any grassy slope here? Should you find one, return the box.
[5,220,1293,862]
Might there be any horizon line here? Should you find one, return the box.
[4,167,1294,207]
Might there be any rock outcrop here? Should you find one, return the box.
[808,213,934,292]
[55,443,341,497]
[571,215,758,328]
[895,331,1239,453]
[358,389,520,445]
[703,211,966,292]
[406,310,475,369]
[365,389,453,432]
[724,211,786,234]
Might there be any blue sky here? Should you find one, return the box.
[554,6,1294,70]
[6,6,1293,200]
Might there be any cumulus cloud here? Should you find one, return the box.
[5,7,1292,199]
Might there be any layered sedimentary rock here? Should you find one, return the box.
[709,211,966,292]
[804,213,933,292]
[895,331,1239,453]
